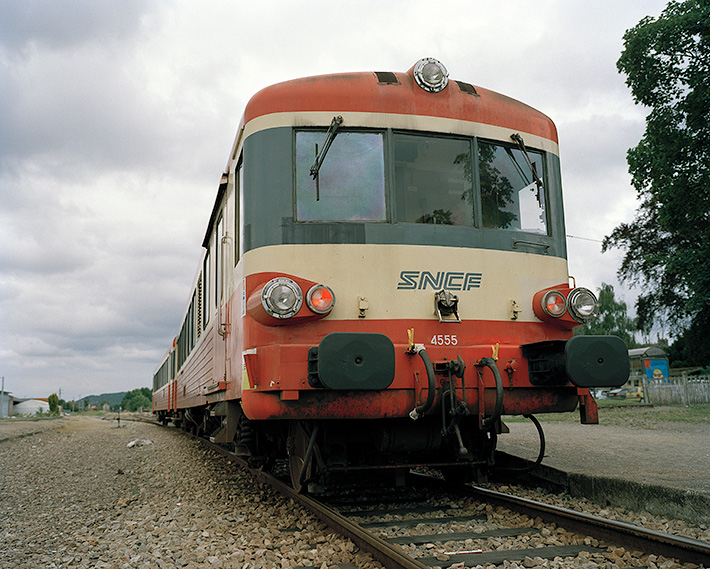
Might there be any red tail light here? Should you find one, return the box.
[307,284,335,314]
[542,290,566,317]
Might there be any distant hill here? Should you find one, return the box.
[79,392,126,407]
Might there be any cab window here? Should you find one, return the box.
[393,133,474,226]
[295,131,386,222]
[478,141,547,234]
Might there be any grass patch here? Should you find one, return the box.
[598,403,710,426]
[0,415,63,422]
[503,404,710,426]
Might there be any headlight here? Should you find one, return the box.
[306,284,335,315]
[541,290,566,318]
[261,278,303,319]
[413,58,449,93]
[568,288,598,322]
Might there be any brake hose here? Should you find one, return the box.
[409,345,436,420]
[478,357,504,430]
[493,414,546,473]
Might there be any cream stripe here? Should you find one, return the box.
[240,244,569,323]
[239,111,559,155]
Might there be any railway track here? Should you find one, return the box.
[189,431,710,569]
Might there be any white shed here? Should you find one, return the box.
[0,390,11,417]
[13,399,50,416]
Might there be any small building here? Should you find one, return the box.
[628,346,669,385]
[0,390,12,417]
[13,398,50,416]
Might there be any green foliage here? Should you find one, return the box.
[504,404,710,424]
[48,393,59,415]
[604,1,710,346]
[120,387,152,412]
[665,316,710,367]
[575,283,639,347]
[80,392,126,408]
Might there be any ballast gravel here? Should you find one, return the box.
[1,416,708,569]
[0,417,376,569]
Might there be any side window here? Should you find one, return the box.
[295,131,386,221]
[478,141,547,234]
[234,160,242,266]
[191,291,197,348]
[215,214,223,305]
[196,273,202,340]
[188,293,195,350]
[203,250,210,328]
[394,133,474,226]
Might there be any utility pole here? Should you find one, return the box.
[1,376,5,418]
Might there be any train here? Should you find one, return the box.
[152,58,629,491]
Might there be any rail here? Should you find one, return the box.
[198,435,427,569]
[159,418,710,568]
[456,483,710,566]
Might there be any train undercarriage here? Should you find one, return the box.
[157,394,536,492]
[154,337,622,492]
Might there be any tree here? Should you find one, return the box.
[120,388,152,412]
[48,393,59,415]
[574,283,639,347]
[666,319,710,368]
[603,1,710,344]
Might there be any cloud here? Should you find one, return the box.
[0,0,668,399]
[0,1,157,52]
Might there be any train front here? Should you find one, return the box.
[231,59,629,488]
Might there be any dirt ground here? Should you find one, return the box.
[0,417,71,442]
[496,414,710,497]
[0,414,129,442]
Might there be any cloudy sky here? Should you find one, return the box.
[0,0,668,401]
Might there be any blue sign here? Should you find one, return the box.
[644,358,669,381]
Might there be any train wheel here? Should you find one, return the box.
[287,422,317,493]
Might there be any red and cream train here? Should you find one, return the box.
[152,58,628,490]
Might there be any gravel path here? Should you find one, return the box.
[2,416,708,569]
[0,417,379,569]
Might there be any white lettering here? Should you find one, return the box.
[430,334,458,346]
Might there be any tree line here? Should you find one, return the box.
[585,0,709,370]
[48,387,152,414]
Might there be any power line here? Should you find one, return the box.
[566,234,604,243]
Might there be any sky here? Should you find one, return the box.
[0,0,669,401]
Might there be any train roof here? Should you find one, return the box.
[242,61,558,141]
[212,59,560,246]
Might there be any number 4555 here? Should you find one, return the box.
[430,334,458,346]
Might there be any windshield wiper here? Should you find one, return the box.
[310,116,343,200]
[510,133,544,205]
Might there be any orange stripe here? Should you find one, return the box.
[244,72,558,142]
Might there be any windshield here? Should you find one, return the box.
[294,129,548,235]
[394,133,474,226]
[479,141,547,234]
[296,131,386,221]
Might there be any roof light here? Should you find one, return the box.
[541,290,566,318]
[306,284,335,315]
[568,288,598,322]
[261,278,303,319]
[413,58,449,93]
